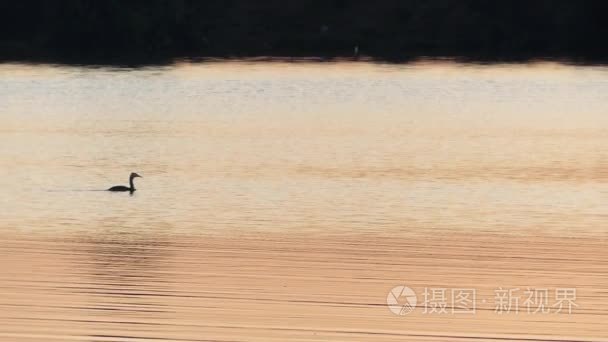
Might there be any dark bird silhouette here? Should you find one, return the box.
[108,172,142,192]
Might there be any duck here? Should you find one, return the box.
[108,172,142,192]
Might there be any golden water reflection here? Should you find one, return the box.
[0,61,607,341]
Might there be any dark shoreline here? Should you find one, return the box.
[3,0,608,67]
[4,53,608,68]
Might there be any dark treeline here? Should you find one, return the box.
[1,0,608,64]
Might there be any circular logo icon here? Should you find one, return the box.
[387,285,417,315]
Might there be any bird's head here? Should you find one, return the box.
[130,172,142,179]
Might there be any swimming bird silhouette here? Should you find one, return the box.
[108,172,142,192]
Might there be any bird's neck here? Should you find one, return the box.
[129,177,135,190]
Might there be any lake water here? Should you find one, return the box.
[0,61,607,341]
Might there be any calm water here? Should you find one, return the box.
[1,61,607,341]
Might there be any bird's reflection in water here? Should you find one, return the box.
[74,220,174,341]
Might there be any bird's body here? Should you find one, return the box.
[107,185,132,192]
[108,172,142,192]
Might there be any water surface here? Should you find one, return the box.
[1,61,607,341]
